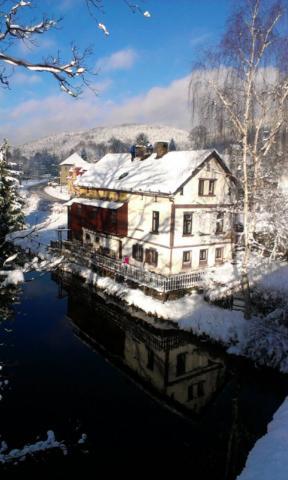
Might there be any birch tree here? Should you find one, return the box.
[191,0,288,317]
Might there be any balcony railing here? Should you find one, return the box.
[51,240,204,293]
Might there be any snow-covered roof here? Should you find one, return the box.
[66,198,124,210]
[59,152,90,168]
[75,150,223,195]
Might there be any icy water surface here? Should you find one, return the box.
[0,272,287,476]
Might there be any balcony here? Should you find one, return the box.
[51,239,204,293]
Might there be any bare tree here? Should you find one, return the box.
[0,0,151,96]
[191,0,288,317]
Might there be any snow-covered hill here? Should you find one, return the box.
[18,124,190,161]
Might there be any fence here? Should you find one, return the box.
[51,240,204,293]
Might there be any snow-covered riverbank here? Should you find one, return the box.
[237,397,288,480]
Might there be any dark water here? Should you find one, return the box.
[0,272,287,475]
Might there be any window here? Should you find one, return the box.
[132,243,143,262]
[147,349,154,371]
[198,179,205,196]
[198,179,216,196]
[187,382,205,401]
[199,249,208,265]
[85,232,91,242]
[183,212,193,235]
[182,251,191,266]
[152,211,159,233]
[215,247,224,262]
[208,179,216,195]
[176,352,186,376]
[145,248,158,266]
[216,212,224,234]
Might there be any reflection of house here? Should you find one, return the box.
[66,286,226,415]
[67,142,238,276]
[59,152,90,186]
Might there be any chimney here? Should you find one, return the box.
[154,141,168,159]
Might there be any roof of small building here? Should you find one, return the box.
[59,152,90,168]
[75,149,230,195]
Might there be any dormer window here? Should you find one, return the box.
[198,179,216,196]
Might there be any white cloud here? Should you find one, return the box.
[1,74,191,145]
[96,48,138,73]
[11,72,42,86]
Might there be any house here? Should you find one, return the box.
[66,142,238,279]
[59,152,90,186]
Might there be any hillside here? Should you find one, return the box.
[17,124,190,161]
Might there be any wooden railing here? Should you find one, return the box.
[51,240,204,293]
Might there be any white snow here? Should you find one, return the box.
[44,185,70,201]
[20,178,49,188]
[237,397,288,480]
[17,124,190,159]
[76,150,215,194]
[0,430,67,464]
[66,198,124,209]
[7,194,67,255]
[0,269,24,287]
[59,152,90,168]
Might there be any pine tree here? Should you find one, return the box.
[0,141,25,256]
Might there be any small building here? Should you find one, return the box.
[59,152,90,186]
[66,143,238,280]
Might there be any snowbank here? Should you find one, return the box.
[62,262,248,345]
[61,261,288,373]
[0,269,24,287]
[0,430,67,464]
[44,185,70,201]
[237,397,288,480]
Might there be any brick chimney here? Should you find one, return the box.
[154,141,168,158]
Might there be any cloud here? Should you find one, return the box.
[96,48,138,73]
[1,74,191,145]
[11,72,42,86]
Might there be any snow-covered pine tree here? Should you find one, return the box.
[0,140,24,260]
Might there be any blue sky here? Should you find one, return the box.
[0,0,232,144]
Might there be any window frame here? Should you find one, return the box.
[215,211,224,234]
[132,243,144,262]
[145,248,158,266]
[199,248,208,265]
[198,178,217,197]
[215,247,224,262]
[182,250,192,267]
[151,210,160,234]
[183,212,193,236]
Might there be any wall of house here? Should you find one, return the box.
[60,165,72,185]
[82,227,123,259]
[68,202,128,242]
[166,343,226,413]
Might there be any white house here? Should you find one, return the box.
[67,143,238,278]
[59,152,90,185]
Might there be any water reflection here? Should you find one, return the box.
[65,282,226,416]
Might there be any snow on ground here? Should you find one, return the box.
[7,198,67,255]
[44,185,70,201]
[20,178,49,188]
[61,261,288,373]
[237,397,288,480]
[0,431,67,464]
[0,270,24,287]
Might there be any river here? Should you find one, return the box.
[0,271,287,476]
